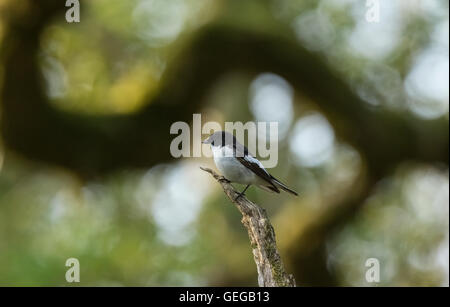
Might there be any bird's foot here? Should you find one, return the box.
[234,191,246,201]
[234,184,250,201]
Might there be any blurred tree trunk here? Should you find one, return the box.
[1,1,447,178]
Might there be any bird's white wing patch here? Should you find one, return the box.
[244,155,269,176]
[236,154,279,192]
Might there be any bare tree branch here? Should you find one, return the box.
[200,167,296,287]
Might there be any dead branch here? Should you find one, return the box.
[200,167,296,287]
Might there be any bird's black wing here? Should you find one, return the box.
[229,137,280,193]
[236,155,280,193]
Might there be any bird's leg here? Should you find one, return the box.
[235,184,251,201]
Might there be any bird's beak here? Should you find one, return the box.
[202,139,208,144]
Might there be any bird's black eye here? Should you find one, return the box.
[211,141,215,146]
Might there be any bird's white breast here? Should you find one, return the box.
[211,145,264,185]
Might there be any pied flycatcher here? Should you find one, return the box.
[202,131,298,199]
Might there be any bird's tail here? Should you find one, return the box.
[271,176,298,196]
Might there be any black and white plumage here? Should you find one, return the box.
[202,131,298,197]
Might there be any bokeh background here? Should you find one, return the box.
[0,0,448,286]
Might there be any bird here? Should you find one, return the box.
[202,131,298,200]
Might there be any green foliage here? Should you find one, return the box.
[0,0,448,286]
